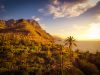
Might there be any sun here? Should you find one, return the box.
[87,22,100,40]
[88,31,99,39]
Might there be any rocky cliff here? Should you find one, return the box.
[0,19,54,44]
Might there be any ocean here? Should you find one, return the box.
[76,41,100,53]
[55,39,100,53]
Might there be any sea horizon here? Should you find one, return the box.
[75,41,100,53]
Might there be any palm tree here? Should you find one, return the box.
[64,36,77,61]
[65,36,77,50]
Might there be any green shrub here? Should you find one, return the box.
[78,60,99,75]
[67,66,85,75]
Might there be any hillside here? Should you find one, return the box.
[0,19,100,75]
[0,19,54,44]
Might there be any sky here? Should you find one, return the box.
[0,0,100,41]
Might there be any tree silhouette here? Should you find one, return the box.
[64,36,77,61]
[65,36,77,50]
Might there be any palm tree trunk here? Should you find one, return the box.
[69,45,73,61]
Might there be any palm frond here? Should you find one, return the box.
[73,43,77,47]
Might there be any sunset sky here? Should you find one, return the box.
[0,0,100,41]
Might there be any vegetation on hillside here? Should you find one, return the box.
[0,19,100,75]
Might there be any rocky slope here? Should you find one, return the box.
[0,19,54,44]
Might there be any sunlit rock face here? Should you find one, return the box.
[0,19,54,44]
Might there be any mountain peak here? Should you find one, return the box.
[0,19,54,44]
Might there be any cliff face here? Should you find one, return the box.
[0,19,54,44]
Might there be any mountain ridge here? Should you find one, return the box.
[0,19,54,44]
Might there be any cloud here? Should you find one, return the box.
[73,24,89,33]
[31,16,47,30]
[97,15,100,19]
[95,11,100,20]
[87,22,100,39]
[0,4,5,12]
[0,2,5,12]
[38,9,44,13]
[39,0,100,18]
[40,23,47,30]
[92,11,100,22]
[72,21,100,40]
[32,16,40,21]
